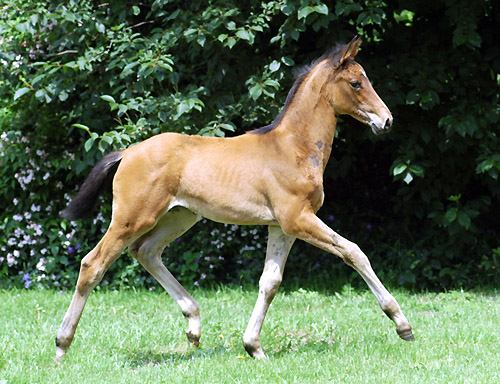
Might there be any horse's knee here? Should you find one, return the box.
[341,241,370,269]
[76,261,104,294]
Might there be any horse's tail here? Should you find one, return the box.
[61,151,124,221]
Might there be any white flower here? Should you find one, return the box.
[36,258,47,271]
[7,253,17,267]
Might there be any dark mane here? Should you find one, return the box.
[249,44,345,135]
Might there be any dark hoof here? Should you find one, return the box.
[397,328,415,341]
[186,331,200,347]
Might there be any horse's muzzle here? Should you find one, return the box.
[372,117,393,135]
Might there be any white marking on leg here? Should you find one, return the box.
[130,208,201,345]
[243,226,295,359]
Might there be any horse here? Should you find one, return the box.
[55,36,414,363]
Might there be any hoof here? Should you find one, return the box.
[186,331,200,347]
[397,327,415,341]
[244,344,267,360]
[55,346,66,365]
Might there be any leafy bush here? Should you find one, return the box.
[1,0,499,290]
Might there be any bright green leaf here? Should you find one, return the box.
[236,29,250,41]
[313,4,329,15]
[71,123,90,133]
[14,87,31,101]
[269,60,280,72]
[393,164,407,176]
[298,6,314,20]
[100,95,116,103]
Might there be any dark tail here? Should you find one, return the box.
[61,151,124,221]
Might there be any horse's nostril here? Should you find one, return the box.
[384,118,393,130]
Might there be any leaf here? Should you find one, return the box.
[393,163,407,176]
[403,172,413,184]
[100,95,116,103]
[409,164,424,177]
[71,123,90,133]
[226,37,237,49]
[263,79,280,89]
[236,29,250,41]
[457,211,471,229]
[176,102,190,117]
[313,4,329,15]
[249,84,263,101]
[197,35,206,47]
[95,22,105,34]
[84,137,95,152]
[217,33,228,42]
[219,123,235,132]
[445,208,457,223]
[100,134,113,145]
[14,87,31,101]
[269,60,280,72]
[281,56,295,66]
[298,6,314,20]
[58,90,69,101]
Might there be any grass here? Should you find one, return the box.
[1,285,500,383]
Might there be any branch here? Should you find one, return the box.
[50,50,79,57]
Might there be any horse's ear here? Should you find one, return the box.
[334,36,362,67]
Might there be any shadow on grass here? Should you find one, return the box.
[124,345,228,367]
[125,338,338,368]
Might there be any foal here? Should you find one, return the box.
[55,36,414,363]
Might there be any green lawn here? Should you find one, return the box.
[1,286,500,383]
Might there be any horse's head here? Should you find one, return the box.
[325,36,393,135]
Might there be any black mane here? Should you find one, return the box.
[249,44,344,135]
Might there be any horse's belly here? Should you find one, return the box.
[167,194,276,226]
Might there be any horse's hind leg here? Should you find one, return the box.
[128,207,202,347]
[243,226,295,359]
[55,222,144,363]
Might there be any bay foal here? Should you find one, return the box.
[55,36,414,363]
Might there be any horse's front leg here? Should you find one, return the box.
[281,210,414,342]
[243,226,295,359]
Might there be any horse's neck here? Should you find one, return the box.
[276,71,337,170]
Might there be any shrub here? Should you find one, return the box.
[1,0,499,290]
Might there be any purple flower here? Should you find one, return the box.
[23,273,31,288]
[366,224,373,231]
[327,214,335,222]
[175,238,181,243]
[75,243,81,251]
[68,247,74,254]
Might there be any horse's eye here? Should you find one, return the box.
[350,81,361,89]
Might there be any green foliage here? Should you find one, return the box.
[1,0,499,290]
